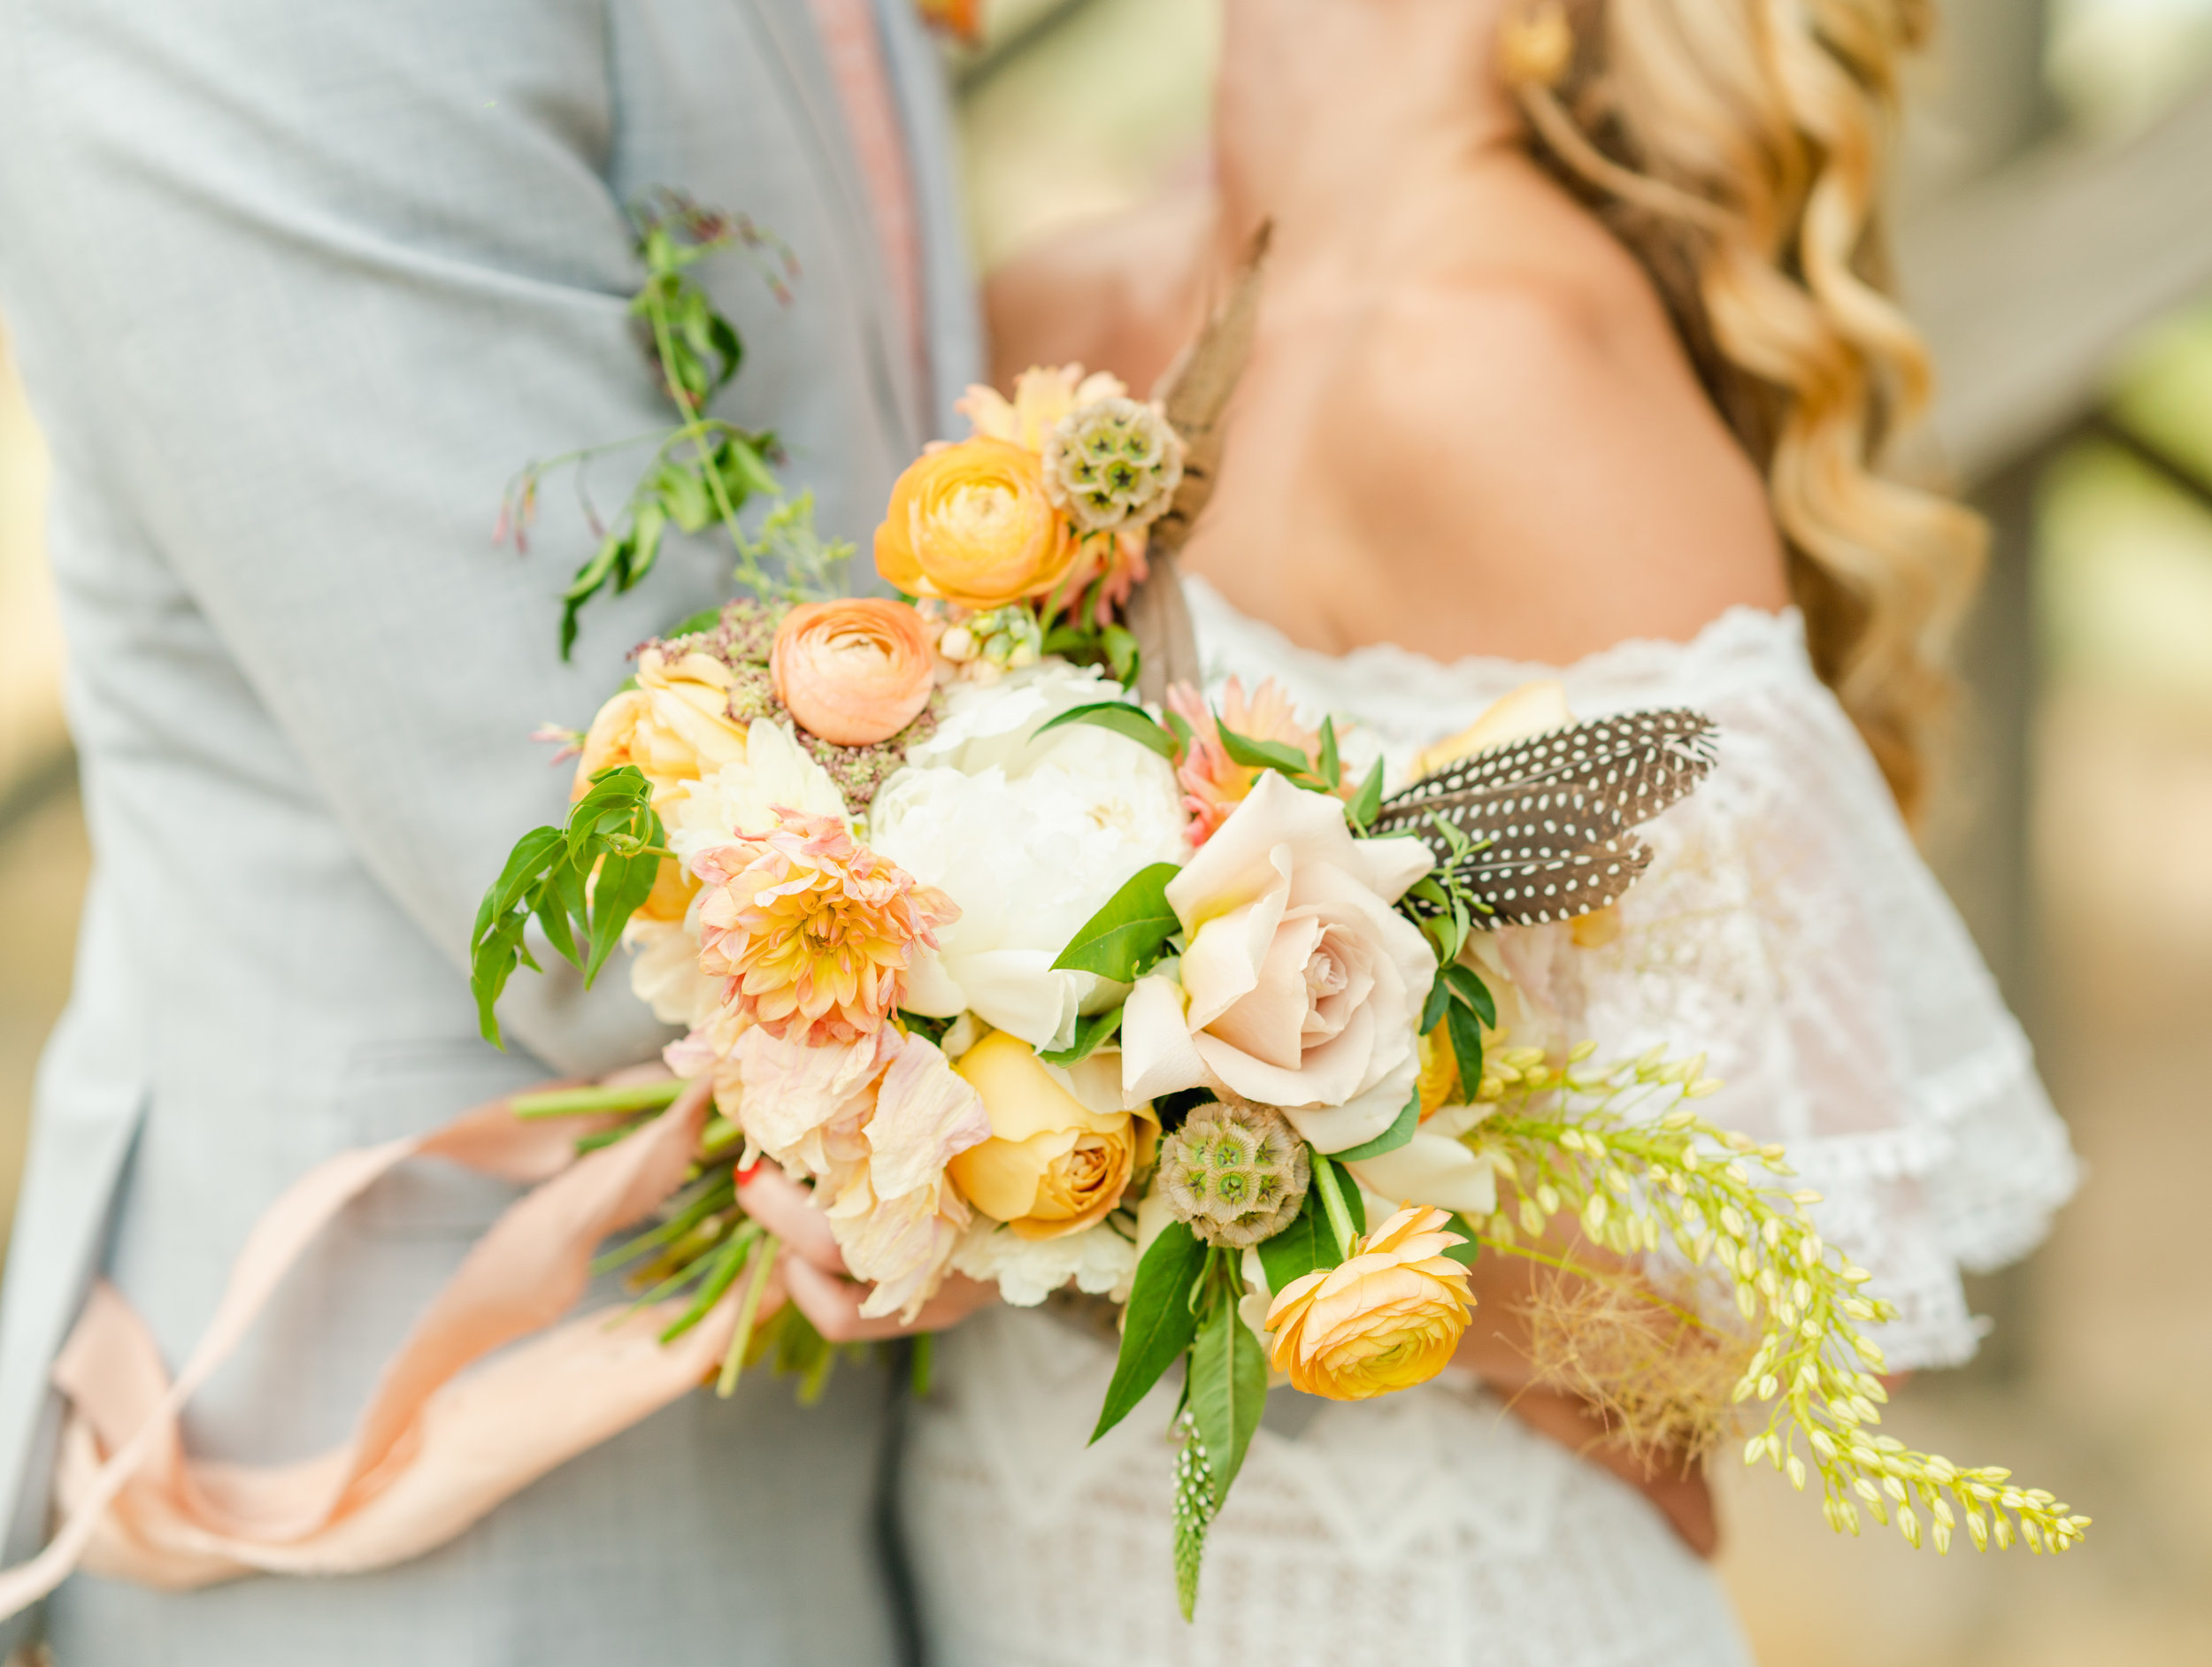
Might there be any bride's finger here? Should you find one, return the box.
[780,1259,1001,1345]
[734,1165,848,1275]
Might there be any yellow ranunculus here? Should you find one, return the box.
[947,1031,1152,1241]
[873,437,1079,611]
[1263,1205,1475,1401]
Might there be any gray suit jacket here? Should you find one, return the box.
[0,0,979,1657]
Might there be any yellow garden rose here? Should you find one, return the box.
[873,437,1079,611]
[947,1031,1153,1241]
[1263,1205,1475,1401]
[572,648,750,813]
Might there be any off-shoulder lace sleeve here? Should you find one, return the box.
[1186,581,2081,1370]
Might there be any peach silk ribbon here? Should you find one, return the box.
[0,1077,740,1613]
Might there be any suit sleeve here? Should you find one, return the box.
[0,0,761,1071]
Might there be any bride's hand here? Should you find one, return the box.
[1454,1225,1721,1558]
[734,1164,998,1343]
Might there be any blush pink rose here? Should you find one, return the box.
[1120,771,1436,1153]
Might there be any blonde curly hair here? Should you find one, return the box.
[1502,0,1985,824]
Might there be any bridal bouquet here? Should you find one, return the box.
[0,200,2085,1634]
[472,273,2088,1610]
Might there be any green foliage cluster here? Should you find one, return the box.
[467,765,666,1049]
[495,193,850,655]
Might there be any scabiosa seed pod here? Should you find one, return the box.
[1157,1096,1310,1248]
[1041,396,1185,535]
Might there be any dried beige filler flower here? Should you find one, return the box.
[1158,1097,1309,1248]
[1522,1264,1757,1471]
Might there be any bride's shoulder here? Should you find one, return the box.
[1234,189,1789,662]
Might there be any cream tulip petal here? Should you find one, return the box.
[1120,975,1210,1104]
[1346,1129,1499,1218]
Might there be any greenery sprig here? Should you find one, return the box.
[1467,1044,2091,1556]
[496,193,852,655]
[468,765,667,1048]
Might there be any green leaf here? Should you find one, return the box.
[658,463,715,534]
[1039,1003,1124,1067]
[1445,995,1486,1100]
[665,604,726,638]
[1189,1289,1268,1510]
[1102,622,1140,686]
[621,502,667,590]
[1031,700,1177,760]
[1331,1085,1421,1162]
[1090,1220,1208,1443]
[1051,862,1182,982]
[1419,967,1452,1034]
[1256,1190,1339,1294]
[1348,756,1386,827]
[1440,1213,1483,1268]
[1317,715,1341,790]
[586,848,660,985]
[1164,710,1196,755]
[715,435,781,503]
[1216,722,1312,777]
[1444,963,1496,1028]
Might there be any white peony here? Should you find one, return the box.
[867,664,1188,1053]
[950,1218,1139,1307]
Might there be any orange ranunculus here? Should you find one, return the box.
[771,597,935,747]
[873,437,1079,611]
[1263,1206,1475,1401]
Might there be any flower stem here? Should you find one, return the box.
[1310,1149,1356,1260]
[511,1078,690,1120]
[718,1233,781,1398]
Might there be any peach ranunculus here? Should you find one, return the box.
[1164,676,1340,845]
[572,647,751,815]
[727,1024,993,1322]
[1263,1205,1475,1401]
[694,810,957,1047]
[873,437,1080,611]
[771,597,936,747]
[946,1031,1155,1241]
[1119,770,1437,1153]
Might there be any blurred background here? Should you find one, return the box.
[4,0,2209,1660]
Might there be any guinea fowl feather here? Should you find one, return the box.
[1373,710,1719,928]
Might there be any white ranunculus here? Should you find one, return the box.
[868,664,1188,1052]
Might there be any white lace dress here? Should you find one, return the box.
[896,580,2079,1667]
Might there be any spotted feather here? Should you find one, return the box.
[1372,709,1718,928]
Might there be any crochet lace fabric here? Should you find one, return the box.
[897,581,2077,1666]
